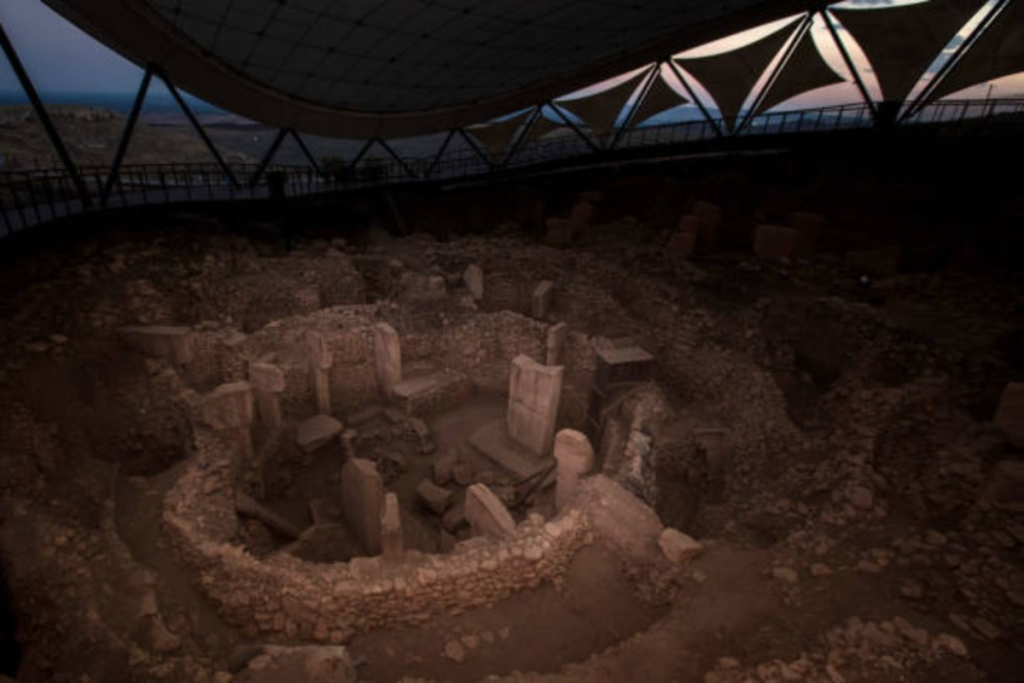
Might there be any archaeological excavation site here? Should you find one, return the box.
[1,1,1023,682]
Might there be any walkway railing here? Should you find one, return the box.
[2,97,1022,238]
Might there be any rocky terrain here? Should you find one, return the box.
[0,188,1020,683]
[0,105,252,170]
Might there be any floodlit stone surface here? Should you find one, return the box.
[507,355,563,456]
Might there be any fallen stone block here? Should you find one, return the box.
[120,325,194,364]
[417,479,454,514]
[465,484,516,540]
[667,230,697,259]
[236,492,303,539]
[296,415,343,453]
[442,500,468,533]
[201,382,254,430]
[658,527,704,564]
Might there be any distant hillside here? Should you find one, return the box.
[0,105,253,170]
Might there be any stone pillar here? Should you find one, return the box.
[200,381,254,460]
[554,429,594,511]
[545,322,568,366]
[693,200,722,246]
[249,361,285,431]
[507,355,564,456]
[532,281,555,319]
[463,264,484,301]
[995,382,1024,448]
[341,459,385,555]
[380,492,404,563]
[306,331,333,415]
[465,484,516,540]
[790,211,824,256]
[694,427,733,503]
[373,322,402,401]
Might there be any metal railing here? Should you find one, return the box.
[2,97,1022,238]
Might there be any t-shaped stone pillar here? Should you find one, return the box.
[507,355,563,456]
[306,331,333,415]
[200,381,255,460]
[545,322,568,366]
[373,322,402,401]
[341,458,385,555]
[380,492,404,563]
[249,361,286,431]
[554,429,594,510]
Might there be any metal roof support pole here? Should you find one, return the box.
[249,127,288,188]
[820,8,877,117]
[102,64,154,206]
[153,66,239,188]
[611,65,659,149]
[375,137,418,180]
[0,21,92,207]
[288,128,323,177]
[666,60,724,138]
[738,14,812,134]
[502,105,542,168]
[903,0,1010,121]
[458,129,492,166]
[425,130,456,178]
[549,102,600,152]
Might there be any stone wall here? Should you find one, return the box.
[163,425,591,641]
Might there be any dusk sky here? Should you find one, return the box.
[0,0,1020,115]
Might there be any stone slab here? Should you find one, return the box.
[753,224,801,259]
[249,361,286,394]
[341,458,385,555]
[296,415,343,453]
[416,479,454,514]
[201,382,254,429]
[469,419,553,480]
[393,375,440,399]
[465,484,517,540]
[597,347,655,366]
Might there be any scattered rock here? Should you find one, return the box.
[658,528,704,564]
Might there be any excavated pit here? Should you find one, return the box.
[0,174,1021,683]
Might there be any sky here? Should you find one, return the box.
[0,0,1021,123]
